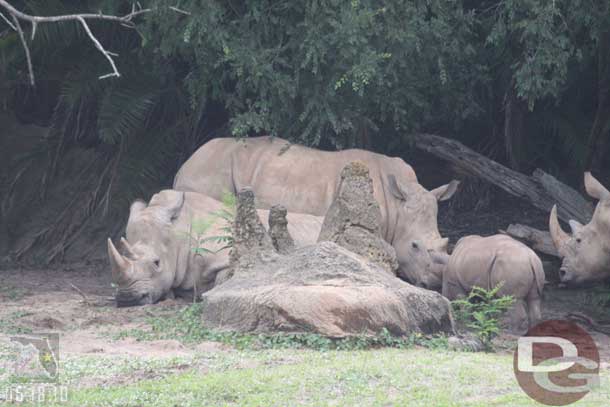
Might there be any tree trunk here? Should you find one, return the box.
[504,81,526,171]
[412,133,594,223]
[500,224,558,257]
[585,30,610,172]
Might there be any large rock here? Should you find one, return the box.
[201,241,454,337]
[202,186,454,337]
[318,161,398,274]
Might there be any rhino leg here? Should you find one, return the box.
[505,299,528,334]
[526,286,542,328]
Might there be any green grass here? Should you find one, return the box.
[18,348,609,407]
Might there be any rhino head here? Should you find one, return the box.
[549,172,610,286]
[387,175,459,290]
[108,191,185,306]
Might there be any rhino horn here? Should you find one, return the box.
[430,180,460,202]
[549,205,569,256]
[120,237,137,259]
[108,238,131,283]
[568,220,584,234]
[584,172,610,201]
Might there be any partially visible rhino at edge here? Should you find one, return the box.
[549,172,610,286]
[173,136,460,287]
[108,190,322,307]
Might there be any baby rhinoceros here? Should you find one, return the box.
[442,234,545,333]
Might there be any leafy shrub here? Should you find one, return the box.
[451,284,514,350]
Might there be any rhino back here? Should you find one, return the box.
[174,136,416,238]
[446,235,540,299]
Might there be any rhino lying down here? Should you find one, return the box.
[549,172,610,286]
[108,190,322,307]
[431,235,544,331]
[173,136,460,287]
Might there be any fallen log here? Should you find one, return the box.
[413,134,593,224]
[499,224,558,257]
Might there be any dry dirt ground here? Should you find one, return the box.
[1,263,609,364]
[0,264,219,360]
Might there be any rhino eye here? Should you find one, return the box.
[153,259,160,267]
[576,238,582,244]
[412,242,419,250]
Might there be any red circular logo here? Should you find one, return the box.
[513,320,600,406]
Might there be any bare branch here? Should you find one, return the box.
[76,16,120,79]
[0,9,15,30]
[169,6,191,15]
[0,1,191,85]
[0,0,152,24]
[11,14,34,86]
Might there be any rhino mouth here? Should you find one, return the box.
[115,292,153,307]
[558,267,597,288]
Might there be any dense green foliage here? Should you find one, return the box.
[1,0,609,241]
[451,284,515,349]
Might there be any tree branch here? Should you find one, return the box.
[0,9,16,30]
[11,14,34,86]
[0,1,190,85]
[76,16,120,80]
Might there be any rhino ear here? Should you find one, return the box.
[128,200,147,224]
[431,180,460,202]
[150,190,185,223]
[568,220,584,234]
[387,175,407,201]
[584,172,610,201]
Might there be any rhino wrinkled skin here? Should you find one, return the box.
[108,190,322,307]
[173,136,459,286]
[549,172,610,286]
[439,234,545,332]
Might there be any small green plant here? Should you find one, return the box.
[187,191,235,256]
[112,304,453,351]
[451,284,514,350]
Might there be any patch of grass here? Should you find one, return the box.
[28,348,610,407]
[577,285,610,319]
[111,303,450,351]
[0,284,28,301]
[0,311,33,335]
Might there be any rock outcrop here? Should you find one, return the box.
[201,186,455,337]
[268,205,295,254]
[318,161,398,274]
[229,187,276,265]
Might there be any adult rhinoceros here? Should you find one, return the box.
[108,190,322,307]
[549,172,610,286]
[173,136,459,286]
